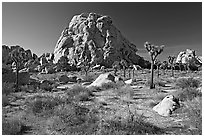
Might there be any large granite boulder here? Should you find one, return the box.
[54,12,146,68]
[87,73,116,87]
[153,95,180,116]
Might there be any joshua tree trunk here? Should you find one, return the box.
[114,68,117,75]
[150,61,154,89]
[128,69,131,78]
[15,62,19,92]
[171,65,174,77]
[123,68,126,78]
[132,69,135,79]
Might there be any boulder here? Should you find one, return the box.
[53,12,147,68]
[153,95,180,116]
[176,49,202,70]
[87,73,115,87]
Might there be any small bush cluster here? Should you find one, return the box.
[66,84,94,102]
[145,79,166,87]
[177,97,202,134]
[177,87,202,101]
[100,114,164,135]
[176,77,201,89]
[2,117,23,135]
[27,96,64,115]
[45,104,99,134]
[101,82,124,90]
[2,82,15,95]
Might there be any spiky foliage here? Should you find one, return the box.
[112,61,120,76]
[155,59,162,78]
[144,42,164,89]
[120,59,128,78]
[168,56,176,77]
[9,46,26,92]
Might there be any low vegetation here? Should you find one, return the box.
[176,77,201,89]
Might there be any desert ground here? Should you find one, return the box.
[2,68,202,135]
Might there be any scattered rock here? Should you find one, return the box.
[153,95,180,116]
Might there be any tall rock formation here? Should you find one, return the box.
[54,12,145,68]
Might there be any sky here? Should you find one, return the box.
[2,2,202,61]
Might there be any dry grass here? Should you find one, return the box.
[176,77,201,89]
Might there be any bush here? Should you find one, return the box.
[100,114,164,135]
[82,74,96,82]
[2,82,15,95]
[28,97,60,115]
[177,87,202,101]
[66,85,94,102]
[46,104,99,134]
[101,82,124,90]
[179,97,202,134]
[176,77,201,89]
[2,94,10,107]
[2,117,23,135]
[145,79,166,87]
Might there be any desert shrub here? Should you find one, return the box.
[178,97,202,134]
[2,117,23,135]
[46,104,99,134]
[88,86,102,92]
[145,79,166,87]
[176,77,201,89]
[66,84,94,102]
[101,82,124,90]
[2,82,15,95]
[100,114,164,135]
[82,73,97,82]
[28,97,60,115]
[114,85,134,100]
[177,87,202,101]
[2,94,10,107]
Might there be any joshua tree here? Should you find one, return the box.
[112,61,120,76]
[120,59,128,78]
[9,47,26,92]
[155,59,162,78]
[80,57,90,77]
[144,42,164,89]
[168,56,176,77]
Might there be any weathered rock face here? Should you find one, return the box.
[54,12,143,67]
[153,95,180,116]
[176,49,202,68]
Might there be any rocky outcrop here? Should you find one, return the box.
[2,45,41,73]
[153,95,180,116]
[176,49,202,70]
[54,12,146,68]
